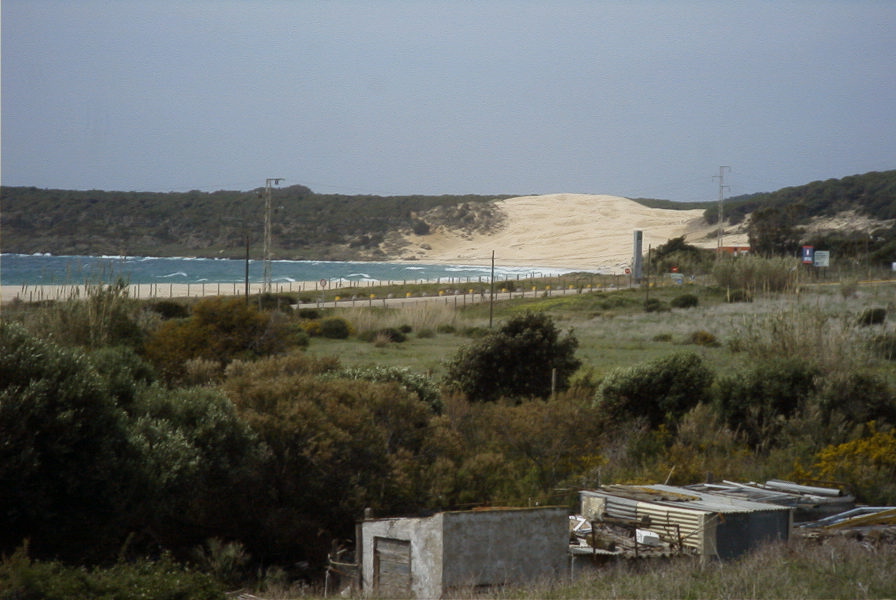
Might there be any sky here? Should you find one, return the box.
[2,1,895,203]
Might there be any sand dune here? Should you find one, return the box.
[400,193,747,272]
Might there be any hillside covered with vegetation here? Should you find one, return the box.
[3,170,895,263]
[0,184,510,260]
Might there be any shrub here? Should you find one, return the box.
[595,352,714,430]
[643,298,667,312]
[191,538,251,588]
[22,279,145,349]
[839,279,859,298]
[319,316,352,339]
[143,297,301,383]
[712,255,799,293]
[436,324,456,334]
[444,312,580,402]
[372,332,392,347]
[332,366,441,412]
[459,326,489,338]
[670,293,699,309]
[375,327,406,343]
[686,330,720,347]
[297,308,321,320]
[0,322,139,561]
[127,386,263,552]
[714,357,820,450]
[416,328,436,339]
[815,371,896,426]
[857,307,887,326]
[89,345,156,406]
[726,289,753,303]
[808,424,896,505]
[652,333,673,342]
[257,293,296,311]
[148,299,190,319]
[300,319,322,337]
[0,546,224,599]
[870,332,896,360]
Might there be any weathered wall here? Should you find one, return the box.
[361,508,569,599]
[441,508,569,592]
[360,515,443,599]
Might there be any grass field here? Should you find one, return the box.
[304,279,896,386]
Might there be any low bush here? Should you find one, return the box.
[595,352,713,429]
[670,293,699,309]
[358,327,407,343]
[300,319,322,336]
[0,546,224,600]
[643,298,667,312]
[857,307,887,326]
[319,316,352,339]
[297,308,321,320]
[257,293,296,312]
[870,332,896,360]
[148,299,190,319]
[444,312,581,402]
[459,326,489,338]
[686,330,720,347]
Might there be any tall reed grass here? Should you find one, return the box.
[333,302,469,334]
[439,536,896,600]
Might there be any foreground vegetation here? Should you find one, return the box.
[1,253,895,596]
[3,535,894,599]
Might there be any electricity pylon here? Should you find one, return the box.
[263,177,284,293]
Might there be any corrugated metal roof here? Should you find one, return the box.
[583,485,792,515]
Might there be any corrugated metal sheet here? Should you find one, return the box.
[580,484,792,559]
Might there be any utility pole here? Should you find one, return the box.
[262,177,284,293]
[713,166,731,254]
[488,250,495,328]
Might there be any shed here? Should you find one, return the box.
[579,485,792,560]
[358,507,569,599]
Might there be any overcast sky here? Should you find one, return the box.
[3,1,894,202]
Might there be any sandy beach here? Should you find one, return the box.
[2,194,741,304]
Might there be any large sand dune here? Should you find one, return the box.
[400,193,747,272]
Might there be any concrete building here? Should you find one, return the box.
[580,485,792,560]
[358,507,569,599]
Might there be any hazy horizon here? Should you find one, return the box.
[3,1,894,203]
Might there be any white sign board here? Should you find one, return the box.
[813,250,830,267]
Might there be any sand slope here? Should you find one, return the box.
[401,194,747,272]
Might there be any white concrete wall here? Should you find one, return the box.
[361,508,569,599]
[360,515,443,599]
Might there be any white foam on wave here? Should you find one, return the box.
[156,272,188,279]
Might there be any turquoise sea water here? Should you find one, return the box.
[1,253,581,287]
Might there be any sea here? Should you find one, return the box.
[0,253,580,288]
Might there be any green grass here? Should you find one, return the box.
[300,280,896,384]
[304,331,469,378]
